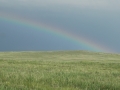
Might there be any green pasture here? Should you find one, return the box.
[0,51,120,90]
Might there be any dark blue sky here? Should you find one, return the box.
[0,0,120,53]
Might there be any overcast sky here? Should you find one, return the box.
[0,0,120,53]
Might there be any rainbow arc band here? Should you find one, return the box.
[0,14,112,53]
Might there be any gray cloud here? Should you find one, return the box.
[0,0,120,10]
[0,0,120,52]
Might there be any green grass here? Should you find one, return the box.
[0,51,120,90]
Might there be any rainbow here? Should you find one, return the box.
[0,13,113,53]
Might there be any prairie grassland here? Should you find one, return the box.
[0,51,120,90]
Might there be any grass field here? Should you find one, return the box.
[0,51,120,90]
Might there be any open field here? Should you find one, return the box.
[0,51,120,90]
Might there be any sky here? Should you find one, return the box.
[0,0,120,53]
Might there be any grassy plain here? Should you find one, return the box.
[0,51,120,90]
